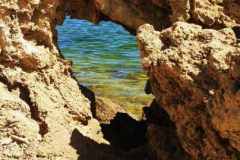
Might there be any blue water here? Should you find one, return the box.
[57,18,152,116]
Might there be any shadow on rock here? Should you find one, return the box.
[143,99,190,160]
[74,82,149,159]
[100,112,147,151]
[70,129,121,160]
[70,129,148,160]
[78,83,96,114]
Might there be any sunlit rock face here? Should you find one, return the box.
[137,22,240,160]
[0,0,103,159]
[1,0,240,159]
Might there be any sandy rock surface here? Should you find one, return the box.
[1,0,240,159]
[137,22,240,160]
[0,0,106,159]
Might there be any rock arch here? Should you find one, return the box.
[1,0,240,160]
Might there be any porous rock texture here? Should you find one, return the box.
[0,0,106,159]
[137,22,240,159]
[1,0,240,160]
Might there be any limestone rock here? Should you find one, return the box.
[0,0,101,159]
[1,0,240,159]
[94,97,126,124]
[0,82,40,159]
[65,0,240,31]
[137,22,240,160]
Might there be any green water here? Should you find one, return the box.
[57,18,152,118]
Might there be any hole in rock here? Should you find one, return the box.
[57,18,153,119]
[57,18,153,152]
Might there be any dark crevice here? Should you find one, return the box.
[77,82,96,114]
[18,85,48,136]
[143,99,191,160]
[144,100,172,126]
[100,113,147,151]
[233,80,240,93]
[188,0,196,23]
[144,79,152,95]
[232,26,240,40]
[0,74,13,91]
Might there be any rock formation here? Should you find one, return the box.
[94,97,126,124]
[137,22,240,159]
[1,0,240,160]
[66,0,240,31]
[0,0,105,159]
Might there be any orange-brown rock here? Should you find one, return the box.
[66,0,240,31]
[1,0,240,159]
[137,22,240,160]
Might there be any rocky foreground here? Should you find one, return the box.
[0,0,240,160]
[138,22,240,160]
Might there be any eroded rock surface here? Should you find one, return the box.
[1,0,240,160]
[0,0,107,159]
[66,0,240,31]
[137,22,240,160]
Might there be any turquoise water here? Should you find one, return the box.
[57,18,152,117]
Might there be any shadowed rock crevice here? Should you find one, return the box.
[78,83,96,114]
[18,85,49,136]
[100,113,147,151]
[144,100,190,160]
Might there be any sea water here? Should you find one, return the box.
[57,18,152,118]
